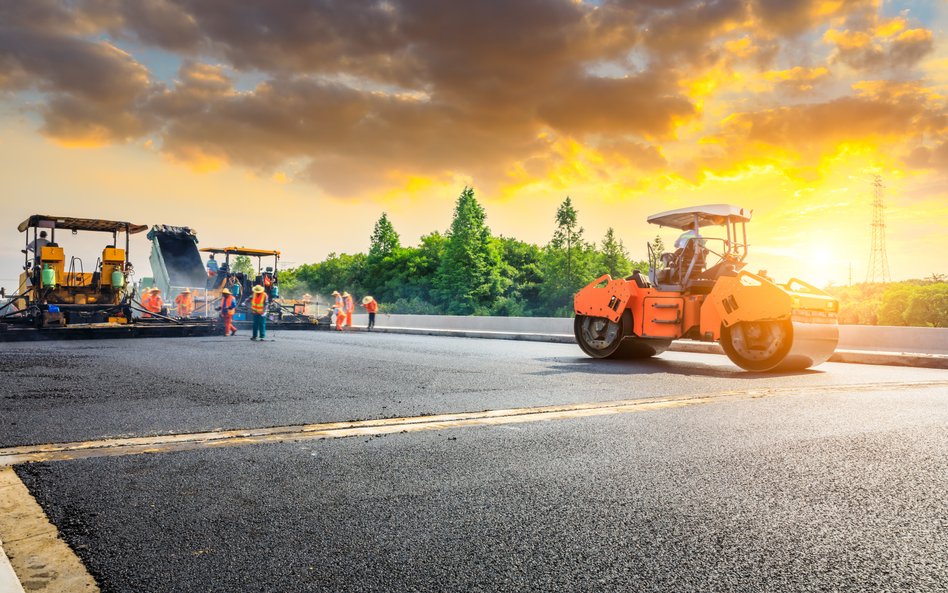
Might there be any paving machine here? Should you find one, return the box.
[198,246,281,302]
[573,204,839,371]
[198,247,311,324]
[147,225,213,317]
[5,215,147,326]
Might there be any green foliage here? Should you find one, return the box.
[368,212,400,260]
[826,280,947,327]
[600,227,632,278]
[904,284,948,327]
[291,252,367,301]
[435,187,507,314]
[276,267,302,297]
[278,186,942,326]
[550,196,583,286]
[649,234,666,270]
[232,255,255,277]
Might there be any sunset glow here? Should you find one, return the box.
[1,0,946,289]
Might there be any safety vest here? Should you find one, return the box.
[344,295,353,313]
[250,293,267,315]
[175,294,193,315]
[147,295,162,312]
[220,295,235,315]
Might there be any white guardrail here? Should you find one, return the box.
[349,314,948,354]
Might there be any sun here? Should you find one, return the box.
[803,246,838,288]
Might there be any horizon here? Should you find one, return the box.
[1,0,946,291]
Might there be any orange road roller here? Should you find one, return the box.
[573,204,839,371]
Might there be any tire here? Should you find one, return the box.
[720,320,794,372]
[574,314,625,359]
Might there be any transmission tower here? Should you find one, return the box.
[865,175,890,283]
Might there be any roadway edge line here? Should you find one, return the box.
[0,467,99,593]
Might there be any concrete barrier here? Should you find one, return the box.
[348,314,948,369]
[837,325,948,355]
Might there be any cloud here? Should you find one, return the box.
[1,0,945,198]
[689,80,947,180]
[763,66,831,95]
[824,17,935,71]
[0,2,154,144]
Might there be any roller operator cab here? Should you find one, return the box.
[573,204,839,371]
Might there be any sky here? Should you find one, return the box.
[1,0,946,291]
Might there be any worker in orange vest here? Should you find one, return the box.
[343,291,354,328]
[143,287,163,317]
[250,284,268,341]
[361,296,378,331]
[140,289,153,317]
[174,288,194,319]
[332,290,345,331]
[217,288,237,336]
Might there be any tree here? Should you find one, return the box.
[649,234,666,270]
[904,283,948,327]
[539,198,599,315]
[600,227,632,278]
[435,187,505,314]
[368,212,400,260]
[232,255,255,277]
[551,196,583,288]
[493,236,543,316]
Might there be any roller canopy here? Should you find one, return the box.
[647,204,751,230]
[18,215,148,234]
[200,247,281,257]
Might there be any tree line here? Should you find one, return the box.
[278,186,946,326]
[826,278,948,328]
[279,187,648,317]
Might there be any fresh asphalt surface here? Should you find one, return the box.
[3,331,948,592]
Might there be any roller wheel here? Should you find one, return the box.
[574,315,625,359]
[614,336,672,359]
[720,320,793,372]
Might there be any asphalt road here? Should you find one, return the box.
[3,332,948,592]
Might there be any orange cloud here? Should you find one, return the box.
[763,66,831,94]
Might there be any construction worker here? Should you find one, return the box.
[361,296,378,331]
[174,288,194,319]
[249,284,268,341]
[140,289,153,317]
[206,254,219,277]
[261,268,274,293]
[217,287,237,336]
[143,287,163,318]
[26,231,50,254]
[343,291,354,328]
[332,290,345,331]
[229,274,242,304]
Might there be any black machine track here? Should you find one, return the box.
[0,320,219,342]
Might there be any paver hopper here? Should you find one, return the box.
[573,204,839,371]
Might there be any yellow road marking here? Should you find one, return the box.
[0,467,99,592]
[0,380,943,592]
[1,380,943,466]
